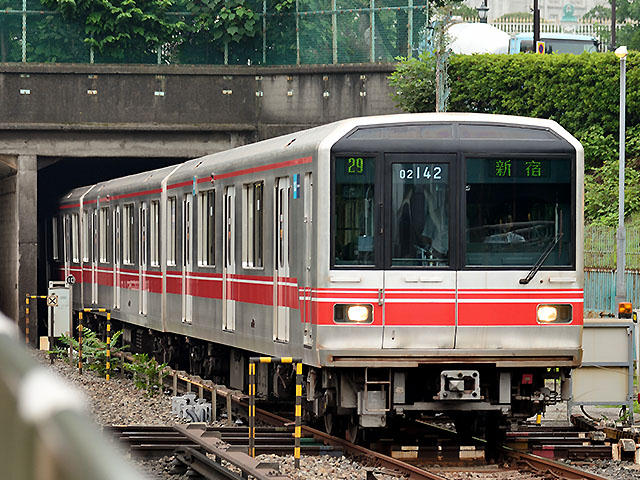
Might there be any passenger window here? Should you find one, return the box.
[71,213,79,262]
[52,216,59,260]
[150,200,160,267]
[99,207,109,263]
[197,190,215,266]
[82,210,90,262]
[123,203,135,265]
[242,181,263,268]
[168,197,177,266]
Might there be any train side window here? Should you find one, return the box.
[99,207,109,263]
[197,190,215,267]
[150,200,160,267]
[242,181,263,268]
[82,210,90,262]
[52,216,59,260]
[168,196,177,266]
[64,215,70,263]
[71,213,79,262]
[123,203,135,265]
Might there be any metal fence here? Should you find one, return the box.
[584,224,640,270]
[2,0,625,65]
[584,225,640,314]
[0,0,434,64]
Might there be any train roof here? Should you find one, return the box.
[59,113,581,205]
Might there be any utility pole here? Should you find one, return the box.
[533,0,540,47]
[611,0,616,51]
[615,46,628,313]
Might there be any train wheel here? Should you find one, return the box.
[344,414,360,443]
[323,411,337,436]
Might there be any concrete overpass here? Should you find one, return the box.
[0,62,399,338]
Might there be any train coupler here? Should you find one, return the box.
[436,370,480,400]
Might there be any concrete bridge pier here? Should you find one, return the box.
[0,154,37,344]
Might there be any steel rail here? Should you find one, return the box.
[502,446,612,480]
[252,406,448,480]
[174,447,246,480]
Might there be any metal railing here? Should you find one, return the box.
[584,225,640,314]
[0,311,146,480]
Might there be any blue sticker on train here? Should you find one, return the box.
[293,173,300,199]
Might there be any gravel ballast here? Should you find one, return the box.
[32,350,406,480]
[34,350,640,480]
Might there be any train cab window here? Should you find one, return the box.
[71,213,79,262]
[334,156,376,266]
[391,163,449,267]
[82,210,90,262]
[465,157,573,267]
[150,200,160,267]
[168,196,177,266]
[123,203,135,265]
[52,216,59,260]
[99,207,109,263]
[197,190,215,267]
[242,182,263,268]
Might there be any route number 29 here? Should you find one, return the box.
[347,157,364,174]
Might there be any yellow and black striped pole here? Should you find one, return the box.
[25,294,30,345]
[249,356,302,466]
[106,312,111,381]
[294,361,302,469]
[248,361,256,457]
[82,308,111,380]
[78,311,83,374]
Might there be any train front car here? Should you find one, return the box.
[313,113,583,439]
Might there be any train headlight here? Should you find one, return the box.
[333,304,373,324]
[536,304,572,324]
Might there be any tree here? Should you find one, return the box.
[584,1,640,51]
[41,0,183,62]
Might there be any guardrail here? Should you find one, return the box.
[0,311,146,480]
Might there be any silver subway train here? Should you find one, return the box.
[53,113,584,438]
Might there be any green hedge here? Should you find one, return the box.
[389,52,640,225]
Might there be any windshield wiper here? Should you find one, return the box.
[519,233,563,285]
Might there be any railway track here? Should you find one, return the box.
[112,357,613,480]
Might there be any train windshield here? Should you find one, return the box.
[391,162,449,267]
[465,157,573,267]
[334,156,376,265]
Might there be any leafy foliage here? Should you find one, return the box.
[390,52,640,224]
[40,0,183,61]
[390,52,437,112]
[124,353,168,396]
[584,1,640,51]
[51,327,127,377]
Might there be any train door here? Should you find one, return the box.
[382,154,456,349]
[182,195,193,323]
[274,177,290,342]
[223,186,236,331]
[113,206,121,309]
[91,209,98,304]
[139,202,148,315]
[302,173,313,346]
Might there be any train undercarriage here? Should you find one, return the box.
[80,312,572,443]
